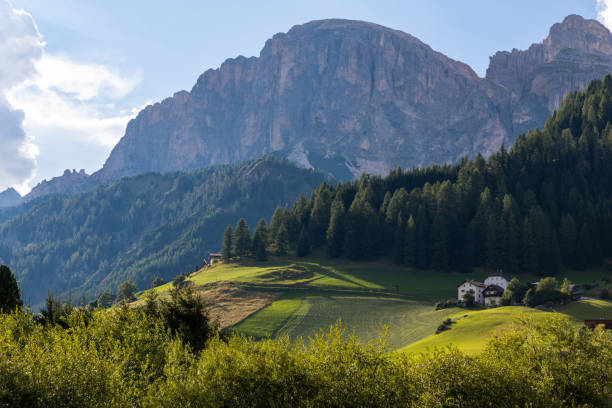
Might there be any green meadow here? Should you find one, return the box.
[141,256,612,353]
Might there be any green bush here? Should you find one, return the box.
[0,308,609,407]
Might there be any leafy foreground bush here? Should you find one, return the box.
[0,309,609,408]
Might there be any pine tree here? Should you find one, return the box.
[577,223,594,269]
[415,207,429,269]
[309,187,332,248]
[502,195,521,273]
[429,211,449,270]
[393,213,405,264]
[326,198,345,257]
[521,217,538,273]
[403,216,417,267]
[297,226,310,257]
[233,219,251,257]
[221,226,233,262]
[275,224,289,256]
[0,265,22,312]
[268,206,285,241]
[252,219,268,261]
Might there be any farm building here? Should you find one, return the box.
[458,274,509,306]
[208,253,222,265]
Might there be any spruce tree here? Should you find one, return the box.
[326,198,345,257]
[0,265,22,312]
[252,219,268,261]
[393,213,405,264]
[221,226,233,262]
[521,217,538,273]
[275,224,289,256]
[403,216,417,267]
[233,219,251,257]
[297,226,310,257]
[429,211,448,270]
[309,187,332,248]
[577,223,594,269]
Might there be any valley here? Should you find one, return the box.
[137,256,612,353]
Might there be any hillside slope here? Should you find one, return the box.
[0,158,326,305]
[138,257,611,351]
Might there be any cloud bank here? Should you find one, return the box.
[0,2,41,194]
[597,0,612,31]
[0,0,141,195]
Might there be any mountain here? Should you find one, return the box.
[25,169,93,202]
[14,15,612,202]
[0,188,22,207]
[254,76,612,274]
[0,157,325,305]
[486,14,612,136]
[92,15,612,183]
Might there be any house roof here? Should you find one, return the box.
[485,274,507,280]
[457,280,486,288]
[483,284,505,296]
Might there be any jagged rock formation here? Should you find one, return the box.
[486,14,612,136]
[25,169,92,202]
[19,14,612,199]
[97,19,503,182]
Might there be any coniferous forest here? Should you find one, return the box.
[247,77,612,275]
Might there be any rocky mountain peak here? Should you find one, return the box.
[21,15,612,199]
[0,188,22,207]
[544,14,612,57]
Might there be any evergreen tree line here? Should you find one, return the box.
[0,157,325,306]
[225,77,612,274]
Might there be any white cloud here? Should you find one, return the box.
[8,55,141,148]
[0,0,142,195]
[597,0,612,31]
[0,1,42,195]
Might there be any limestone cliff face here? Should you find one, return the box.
[486,15,612,136]
[97,19,508,181]
[43,15,612,188]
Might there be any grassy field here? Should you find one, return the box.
[139,256,612,352]
[400,299,612,355]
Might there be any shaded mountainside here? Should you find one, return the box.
[249,76,612,274]
[0,158,326,305]
[0,188,21,207]
[94,15,612,183]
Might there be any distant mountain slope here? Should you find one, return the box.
[0,188,21,207]
[93,15,612,183]
[0,157,326,305]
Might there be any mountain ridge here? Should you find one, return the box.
[6,14,612,203]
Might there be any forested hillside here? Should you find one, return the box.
[254,77,612,274]
[0,158,326,305]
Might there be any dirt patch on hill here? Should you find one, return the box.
[199,282,280,328]
[259,264,314,281]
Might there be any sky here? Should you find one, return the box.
[0,0,607,194]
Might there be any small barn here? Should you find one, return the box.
[208,253,222,265]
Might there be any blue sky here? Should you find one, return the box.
[0,0,604,193]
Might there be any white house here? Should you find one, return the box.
[458,274,509,306]
[484,273,508,290]
[483,284,505,306]
[457,280,486,304]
